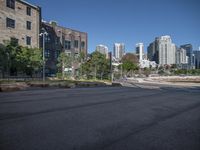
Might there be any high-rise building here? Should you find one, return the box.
[180,44,192,60]
[147,35,176,65]
[147,42,158,63]
[41,21,88,75]
[193,50,200,69]
[135,43,144,61]
[0,0,41,48]
[176,47,188,65]
[180,44,195,69]
[113,43,125,60]
[96,44,108,58]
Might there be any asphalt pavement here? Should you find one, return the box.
[0,86,200,150]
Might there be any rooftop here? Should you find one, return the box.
[17,0,40,10]
[42,21,87,35]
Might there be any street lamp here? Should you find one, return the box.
[109,52,113,82]
[39,28,48,82]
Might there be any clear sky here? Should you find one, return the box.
[28,0,200,53]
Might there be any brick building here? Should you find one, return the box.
[0,0,88,76]
[0,0,41,48]
[41,21,88,75]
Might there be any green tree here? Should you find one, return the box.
[91,51,110,80]
[0,41,24,76]
[1,41,42,77]
[122,53,139,64]
[16,47,42,77]
[57,52,72,79]
[81,51,110,80]
[122,60,138,76]
[0,44,8,77]
[78,52,86,78]
[79,51,86,62]
[81,60,93,79]
[5,42,20,76]
[121,53,139,77]
[30,47,43,73]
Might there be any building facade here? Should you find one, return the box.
[113,43,125,60]
[180,44,195,69]
[41,21,88,75]
[139,60,157,69]
[176,47,187,65]
[193,50,200,69]
[147,42,158,63]
[96,44,108,58]
[157,36,176,65]
[0,0,41,48]
[180,44,192,64]
[147,35,176,65]
[135,43,144,61]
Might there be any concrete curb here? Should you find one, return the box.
[0,81,111,92]
[0,83,29,92]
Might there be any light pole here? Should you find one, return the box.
[109,52,113,82]
[39,29,48,82]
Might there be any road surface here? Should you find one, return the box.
[0,86,200,150]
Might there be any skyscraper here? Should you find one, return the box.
[147,42,158,63]
[147,35,176,65]
[96,44,109,58]
[113,43,125,60]
[193,50,200,69]
[176,47,188,65]
[180,44,195,69]
[135,43,144,61]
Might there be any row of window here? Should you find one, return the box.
[7,37,85,50]
[6,17,32,30]
[45,36,85,50]
[6,0,32,16]
[9,36,31,46]
[45,49,61,60]
[64,40,85,50]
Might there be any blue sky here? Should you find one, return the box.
[28,0,200,53]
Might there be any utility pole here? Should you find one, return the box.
[121,62,123,79]
[40,28,48,82]
[109,52,113,82]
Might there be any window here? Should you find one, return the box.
[27,7,31,16]
[55,50,60,59]
[55,51,58,59]
[45,49,50,58]
[45,35,50,43]
[81,41,85,49]
[55,37,60,45]
[26,36,31,45]
[65,40,71,50]
[74,40,79,48]
[26,21,31,30]
[6,0,15,9]
[6,18,15,28]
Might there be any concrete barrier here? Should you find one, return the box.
[0,81,110,92]
[0,83,28,92]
